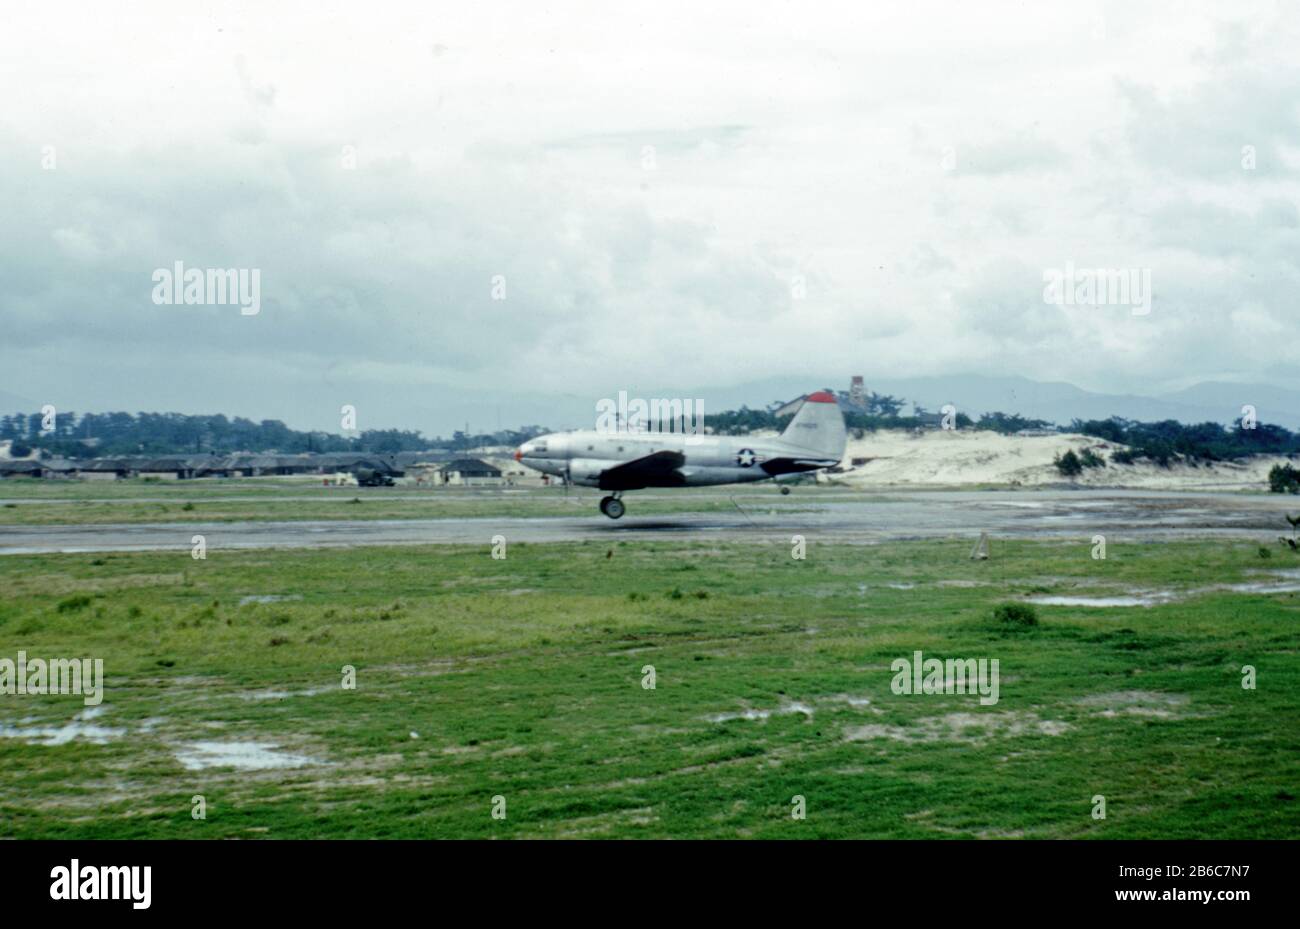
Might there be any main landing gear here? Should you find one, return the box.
[599,494,625,519]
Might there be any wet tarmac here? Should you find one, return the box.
[2,489,1296,554]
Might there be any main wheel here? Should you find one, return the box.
[599,496,625,519]
[780,486,791,495]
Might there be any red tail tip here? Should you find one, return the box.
[805,391,836,403]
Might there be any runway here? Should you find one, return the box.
[1,489,1293,554]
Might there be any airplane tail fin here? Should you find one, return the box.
[780,391,847,461]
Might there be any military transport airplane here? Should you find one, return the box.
[514,391,847,518]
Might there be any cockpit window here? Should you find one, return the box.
[532,443,547,453]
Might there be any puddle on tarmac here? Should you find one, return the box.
[1076,691,1192,718]
[1026,571,1300,608]
[706,700,815,723]
[845,711,1070,744]
[0,707,124,745]
[1221,580,1300,595]
[1024,594,1173,607]
[173,740,325,770]
[238,686,331,701]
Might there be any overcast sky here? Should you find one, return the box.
[2,1,1298,435]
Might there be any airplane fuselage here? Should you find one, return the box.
[513,390,847,517]
[516,430,838,490]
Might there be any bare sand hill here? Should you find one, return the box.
[826,429,1289,491]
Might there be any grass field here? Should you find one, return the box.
[1,537,1297,838]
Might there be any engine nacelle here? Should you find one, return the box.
[567,458,614,488]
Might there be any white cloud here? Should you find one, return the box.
[1,0,1298,433]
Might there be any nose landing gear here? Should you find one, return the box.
[599,494,625,519]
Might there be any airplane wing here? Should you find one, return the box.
[760,456,840,476]
[598,449,686,490]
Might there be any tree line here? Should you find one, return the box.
[5,404,1298,472]
[1068,416,1300,466]
[0,412,545,458]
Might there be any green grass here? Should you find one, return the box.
[0,538,1296,838]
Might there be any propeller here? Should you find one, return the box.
[559,463,583,506]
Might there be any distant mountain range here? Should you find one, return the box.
[656,375,1300,431]
[5,375,1297,436]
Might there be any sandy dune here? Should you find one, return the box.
[827,429,1290,491]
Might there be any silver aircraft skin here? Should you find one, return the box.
[514,391,847,518]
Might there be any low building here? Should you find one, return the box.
[0,459,42,479]
[435,457,504,486]
[119,455,235,479]
[481,456,546,486]
[226,455,323,477]
[79,458,134,480]
[39,458,80,479]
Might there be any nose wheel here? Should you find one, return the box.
[599,495,625,519]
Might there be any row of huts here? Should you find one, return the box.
[0,452,521,485]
